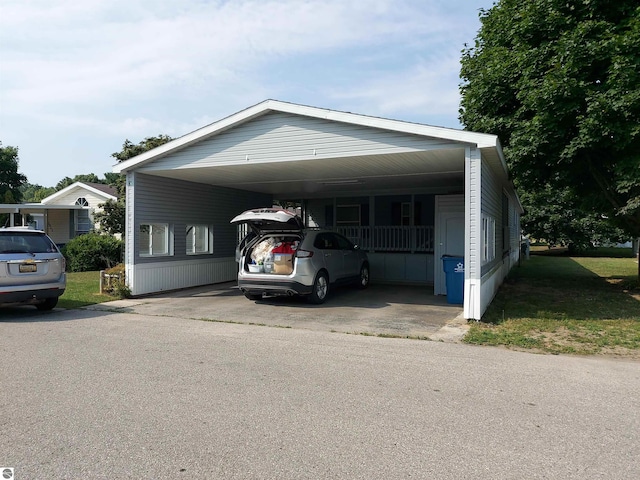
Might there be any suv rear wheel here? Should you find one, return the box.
[36,298,58,311]
[307,271,329,304]
[357,263,370,289]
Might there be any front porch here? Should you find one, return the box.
[303,194,441,285]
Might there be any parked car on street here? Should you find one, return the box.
[231,208,369,304]
[0,227,66,310]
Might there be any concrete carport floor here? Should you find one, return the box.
[86,282,468,341]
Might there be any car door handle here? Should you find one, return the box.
[324,252,332,257]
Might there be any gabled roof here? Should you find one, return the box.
[41,182,118,205]
[113,99,505,174]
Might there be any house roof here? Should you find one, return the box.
[110,99,519,210]
[41,181,118,204]
[113,99,507,175]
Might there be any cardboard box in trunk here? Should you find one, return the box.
[273,254,293,275]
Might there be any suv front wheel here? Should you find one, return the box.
[307,271,329,304]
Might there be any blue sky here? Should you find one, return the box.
[0,0,494,187]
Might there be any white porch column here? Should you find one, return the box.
[124,171,136,294]
[369,195,375,252]
[464,146,482,320]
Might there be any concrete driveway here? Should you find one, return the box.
[87,282,466,340]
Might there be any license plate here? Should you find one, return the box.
[19,263,37,273]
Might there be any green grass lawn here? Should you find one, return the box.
[464,253,640,357]
[59,271,117,309]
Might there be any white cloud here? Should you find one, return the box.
[1,0,493,185]
[2,0,446,109]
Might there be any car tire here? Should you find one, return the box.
[357,263,370,289]
[307,271,329,304]
[244,292,262,301]
[36,298,58,311]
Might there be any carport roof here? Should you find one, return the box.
[113,99,507,175]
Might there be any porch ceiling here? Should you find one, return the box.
[140,148,466,197]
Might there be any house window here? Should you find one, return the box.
[401,202,411,226]
[391,201,412,226]
[75,209,92,235]
[482,215,496,263]
[139,223,170,256]
[502,192,510,253]
[186,225,211,255]
[336,205,360,226]
[74,197,92,235]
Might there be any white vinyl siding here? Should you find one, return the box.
[479,157,502,276]
[137,112,463,172]
[43,189,108,208]
[44,209,72,245]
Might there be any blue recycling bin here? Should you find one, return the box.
[442,256,464,304]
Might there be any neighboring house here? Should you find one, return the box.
[113,99,523,320]
[0,182,118,246]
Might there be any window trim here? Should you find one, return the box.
[139,223,171,257]
[186,224,213,255]
[482,215,496,264]
[336,204,361,226]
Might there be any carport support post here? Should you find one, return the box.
[124,171,136,296]
[464,146,482,320]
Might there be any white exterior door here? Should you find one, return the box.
[434,195,465,295]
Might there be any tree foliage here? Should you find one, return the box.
[93,199,125,236]
[111,134,173,163]
[55,173,104,191]
[521,185,627,250]
[20,183,56,202]
[460,0,640,243]
[0,142,27,203]
[95,135,173,235]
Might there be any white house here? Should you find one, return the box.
[0,182,118,245]
[113,100,523,320]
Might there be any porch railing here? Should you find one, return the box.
[237,224,434,253]
[336,226,434,253]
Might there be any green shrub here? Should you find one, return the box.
[102,263,131,298]
[62,233,123,272]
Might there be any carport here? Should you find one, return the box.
[114,100,522,320]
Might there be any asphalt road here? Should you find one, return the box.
[1,308,639,479]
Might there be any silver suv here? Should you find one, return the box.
[231,208,369,304]
[0,228,66,310]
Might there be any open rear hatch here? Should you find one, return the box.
[230,208,304,234]
[231,208,304,275]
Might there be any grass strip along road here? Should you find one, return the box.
[465,251,640,358]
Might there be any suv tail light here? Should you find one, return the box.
[296,249,314,258]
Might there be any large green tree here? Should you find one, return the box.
[0,142,27,204]
[460,1,640,247]
[95,135,173,235]
[20,183,56,202]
